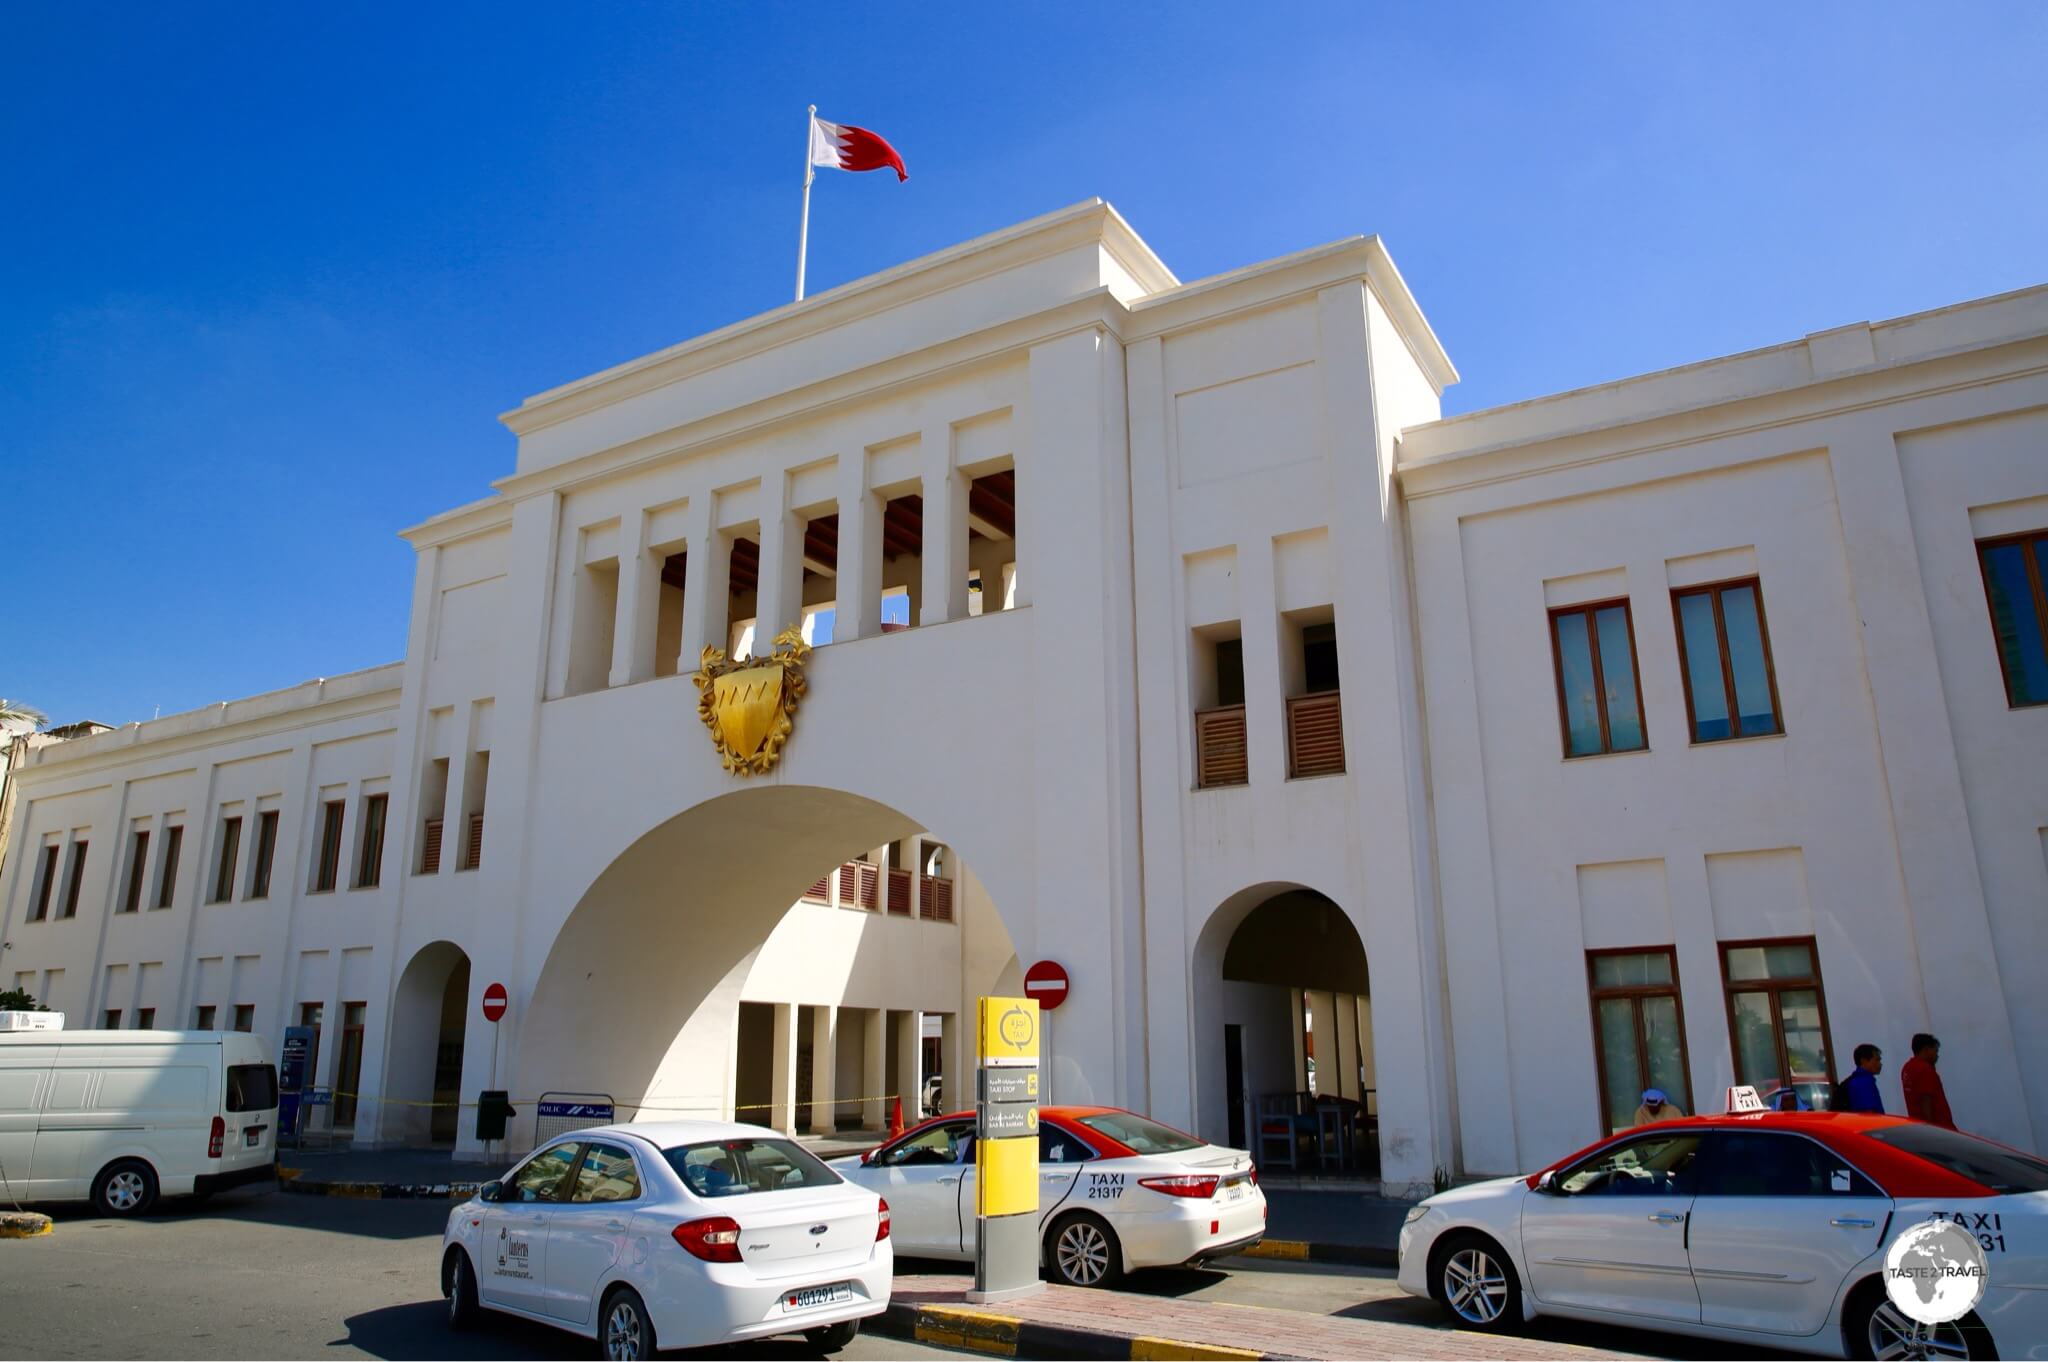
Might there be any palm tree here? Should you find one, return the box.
[0,699,46,730]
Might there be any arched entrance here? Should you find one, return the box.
[511,784,1023,1143]
[1192,884,1376,1174]
[388,940,472,1146]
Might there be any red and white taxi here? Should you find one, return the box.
[831,1106,1264,1287]
[1397,1112,2047,1359]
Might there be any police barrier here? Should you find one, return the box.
[534,1092,617,1145]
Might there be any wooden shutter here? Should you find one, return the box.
[464,812,485,870]
[1286,692,1345,778]
[420,818,443,874]
[886,867,912,915]
[1194,705,1249,788]
[920,875,954,923]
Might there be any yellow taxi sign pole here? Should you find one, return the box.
[970,996,1042,1303]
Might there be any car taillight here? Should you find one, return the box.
[877,1197,891,1242]
[208,1115,225,1159]
[1247,1164,1258,1187]
[672,1216,743,1263]
[1139,1174,1220,1199]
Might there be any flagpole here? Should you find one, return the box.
[796,104,816,302]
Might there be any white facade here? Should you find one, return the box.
[4,201,2042,1194]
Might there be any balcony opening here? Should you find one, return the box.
[918,841,956,923]
[654,547,687,678]
[966,466,1017,616]
[565,558,619,696]
[879,489,922,631]
[459,750,489,871]
[1283,609,1344,779]
[1194,623,1248,789]
[726,530,760,659]
[800,509,839,646]
[418,757,449,874]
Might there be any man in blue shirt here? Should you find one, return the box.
[1840,1043,1885,1113]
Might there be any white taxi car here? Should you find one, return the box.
[831,1105,1264,1287]
[1396,1112,2048,1359]
[441,1121,891,1359]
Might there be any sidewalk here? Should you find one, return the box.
[875,1272,1643,1361]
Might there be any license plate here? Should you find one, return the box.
[245,1127,264,1147]
[1223,1182,1245,1201]
[784,1284,854,1313]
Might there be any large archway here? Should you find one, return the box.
[1191,883,1377,1174]
[511,784,1023,1142]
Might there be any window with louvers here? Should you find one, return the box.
[463,812,485,871]
[837,861,879,910]
[1194,706,1249,788]
[920,875,954,923]
[886,868,912,915]
[1286,692,1345,778]
[419,818,443,875]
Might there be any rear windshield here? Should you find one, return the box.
[1862,1124,2048,1194]
[1077,1111,1202,1156]
[664,1138,842,1198]
[226,1063,278,1113]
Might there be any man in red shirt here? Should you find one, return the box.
[1901,1032,1956,1129]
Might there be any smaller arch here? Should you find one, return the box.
[1191,883,1376,1173]
[386,940,472,1146]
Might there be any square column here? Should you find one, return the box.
[770,1003,799,1134]
[677,497,729,671]
[941,1012,962,1119]
[895,1010,924,1121]
[809,1006,838,1134]
[753,499,804,648]
[610,515,659,687]
[835,455,882,642]
[921,426,970,625]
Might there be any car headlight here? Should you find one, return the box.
[1404,1204,1430,1225]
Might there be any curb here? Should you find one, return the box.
[0,1211,54,1239]
[277,1167,483,1201]
[1231,1238,1396,1269]
[872,1301,1266,1360]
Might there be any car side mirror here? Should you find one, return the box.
[860,1149,876,1167]
[1535,1170,1558,1195]
[478,1180,502,1203]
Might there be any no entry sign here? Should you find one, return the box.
[481,982,508,1023]
[1022,960,1069,1011]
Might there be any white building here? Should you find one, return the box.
[4,201,2043,1194]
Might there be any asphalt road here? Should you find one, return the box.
[0,1187,1795,1361]
[0,1189,965,1361]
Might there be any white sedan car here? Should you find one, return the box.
[1397,1111,2048,1359]
[831,1105,1265,1287]
[441,1121,891,1359]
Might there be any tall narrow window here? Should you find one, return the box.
[61,841,89,918]
[300,1001,325,1080]
[1194,631,1248,789]
[31,844,59,921]
[212,818,241,904]
[1551,599,1648,757]
[1673,578,1782,742]
[121,830,150,913]
[135,1007,155,1030]
[314,800,345,892]
[155,825,183,909]
[356,794,388,888]
[1721,938,1834,1111]
[335,1002,367,1126]
[105,1008,123,1029]
[250,810,280,900]
[1976,531,2048,708]
[232,1004,254,1033]
[1587,948,1691,1135]
[193,1004,217,1030]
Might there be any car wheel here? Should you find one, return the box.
[1429,1232,1521,1332]
[804,1319,860,1353]
[1848,1282,1995,1360]
[91,1159,158,1217]
[598,1285,656,1361]
[1046,1212,1123,1289]
[444,1248,480,1330]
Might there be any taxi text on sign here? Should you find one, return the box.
[978,995,1039,1067]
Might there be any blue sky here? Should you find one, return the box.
[7,3,2044,727]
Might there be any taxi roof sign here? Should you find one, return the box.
[978,996,1038,1067]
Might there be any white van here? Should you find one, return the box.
[0,1029,278,1215]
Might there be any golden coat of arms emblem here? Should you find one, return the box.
[690,624,811,775]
